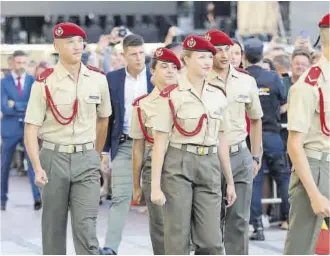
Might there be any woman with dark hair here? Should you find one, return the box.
[231,39,244,68]
[130,47,181,255]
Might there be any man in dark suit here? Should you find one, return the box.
[1,50,41,211]
[101,34,153,255]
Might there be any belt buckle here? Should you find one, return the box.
[197,146,205,155]
[67,145,75,154]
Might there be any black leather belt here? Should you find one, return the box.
[119,134,133,144]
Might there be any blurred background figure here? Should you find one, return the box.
[34,61,50,78]
[26,60,37,77]
[1,50,41,211]
[231,39,244,68]
[262,58,277,71]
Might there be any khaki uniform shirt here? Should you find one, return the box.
[25,62,112,145]
[129,87,160,149]
[207,65,263,145]
[152,74,228,146]
[287,56,330,153]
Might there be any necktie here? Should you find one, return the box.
[17,76,22,96]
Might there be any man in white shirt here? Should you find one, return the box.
[101,34,153,255]
[1,50,41,211]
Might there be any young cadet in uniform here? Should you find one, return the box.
[284,13,330,255]
[130,48,181,255]
[24,23,112,255]
[205,29,263,255]
[151,35,236,255]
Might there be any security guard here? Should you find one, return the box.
[284,13,330,255]
[24,23,112,255]
[130,47,181,254]
[205,30,263,255]
[151,35,236,255]
[245,38,290,240]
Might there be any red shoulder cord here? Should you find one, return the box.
[132,94,154,143]
[318,87,330,136]
[168,98,208,136]
[136,107,154,143]
[44,85,78,125]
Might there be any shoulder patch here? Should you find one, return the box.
[235,67,252,76]
[36,68,54,82]
[305,66,322,86]
[132,94,149,107]
[160,84,178,98]
[87,65,105,75]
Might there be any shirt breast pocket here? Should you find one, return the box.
[176,106,205,133]
[208,110,223,138]
[53,94,74,118]
[84,94,101,118]
[234,94,251,116]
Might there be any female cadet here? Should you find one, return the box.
[150,35,236,255]
[129,48,181,255]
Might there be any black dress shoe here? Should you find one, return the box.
[101,247,117,255]
[1,201,6,211]
[34,200,42,211]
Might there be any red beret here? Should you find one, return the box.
[205,29,234,46]
[53,22,87,39]
[153,47,182,70]
[183,35,216,55]
[319,13,330,28]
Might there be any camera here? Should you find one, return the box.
[118,27,128,38]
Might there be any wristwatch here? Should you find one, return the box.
[252,156,261,164]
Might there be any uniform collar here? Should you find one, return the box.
[208,65,238,83]
[229,65,239,79]
[178,74,194,91]
[319,56,329,81]
[55,61,89,81]
[149,86,160,99]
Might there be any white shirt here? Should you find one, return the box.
[11,72,26,90]
[123,67,148,134]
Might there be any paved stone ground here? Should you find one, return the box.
[1,175,286,255]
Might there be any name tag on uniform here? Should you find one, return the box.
[209,109,223,119]
[237,94,249,100]
[86,95,101,104]
[236,94,251,103]
[258,88,270,96]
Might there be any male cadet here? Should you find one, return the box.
[1,50,41,211]
[24,23,112,255]
[284,13,330,255]
[206,29,263,255]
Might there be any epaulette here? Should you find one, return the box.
[208,83,227,97]
[36,68,54,82]
[132,94,149,107]
[305,66,322,86]
[160,84,178,98]
[235,67,252,76]
[87,65,105,75]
